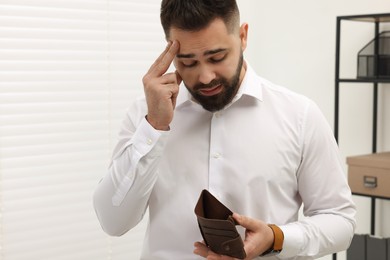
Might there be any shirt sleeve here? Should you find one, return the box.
[278,100,356,258]
[93,107,169,236]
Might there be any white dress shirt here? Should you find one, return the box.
[93,63,356,260]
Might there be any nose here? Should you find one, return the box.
[198,65,216,85]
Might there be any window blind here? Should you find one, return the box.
[0,0,165,259]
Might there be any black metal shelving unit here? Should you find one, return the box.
[334,13,390,260]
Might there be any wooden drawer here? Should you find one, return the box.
[347,152,390,198]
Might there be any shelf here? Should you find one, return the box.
[338,13,390,23]
[352,192,390,200]
[335,12,390,260]
[338,78,390,83]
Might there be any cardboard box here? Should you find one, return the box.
[347,152,390,198]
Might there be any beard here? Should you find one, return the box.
[185,52,244,112]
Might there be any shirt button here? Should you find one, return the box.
[213,153,221,159]
[147,138,153,145]
[215,112,221,118]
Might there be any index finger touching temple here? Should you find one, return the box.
[149,40,180,77]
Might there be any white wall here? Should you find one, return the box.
[237,1,390,259]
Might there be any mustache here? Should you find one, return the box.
[193,79,224,91]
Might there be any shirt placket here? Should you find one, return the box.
[208,111,224,198]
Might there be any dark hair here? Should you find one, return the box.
[160,0,240,39]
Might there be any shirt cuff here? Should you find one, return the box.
[111,117,169,206]
[131,116,170,156]
[278,223,304,258]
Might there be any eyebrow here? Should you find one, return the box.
[176,48,227,59]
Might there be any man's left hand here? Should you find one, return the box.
[193,213,274,260]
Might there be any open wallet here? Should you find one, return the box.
[194,189,246,259]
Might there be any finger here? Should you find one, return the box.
[194,241,209,258]
[159,71,181,84]
[207,252,235,260]
[232,213,260,231]
[194,242,237,260]
[147,41,172,73]
[148,40,179,77]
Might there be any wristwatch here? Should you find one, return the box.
[261,224,284,257]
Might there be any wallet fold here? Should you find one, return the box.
[194,189,246,259]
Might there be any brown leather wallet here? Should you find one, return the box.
[194,189,246,259]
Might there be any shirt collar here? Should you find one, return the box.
[175,61,263,109]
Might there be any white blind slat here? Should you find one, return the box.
[1,1,165,259]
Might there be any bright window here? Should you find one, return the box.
[0,1,164,259]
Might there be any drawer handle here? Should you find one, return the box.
[363,176,377,188]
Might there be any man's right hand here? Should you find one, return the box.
[142,40,182,131]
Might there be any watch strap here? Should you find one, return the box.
[261,224,284,256]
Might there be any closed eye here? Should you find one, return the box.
[209,53,227,63]
[182,60,198,68]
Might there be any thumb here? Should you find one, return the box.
[175,70,182,85]
[233,213,260,231]
[171,71,181,109]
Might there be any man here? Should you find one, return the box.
[93,0,356,259]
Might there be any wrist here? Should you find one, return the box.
[145,115,170,131]
[261,224,284,257]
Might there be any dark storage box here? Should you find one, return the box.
[347,234,390,260]
[367,236,387,260]
[347,234,367,260]
[357,31,390,79]
[388,238,390,260]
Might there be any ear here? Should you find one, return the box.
[239,23,249,51]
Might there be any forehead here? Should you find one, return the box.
[169,19,238,56]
